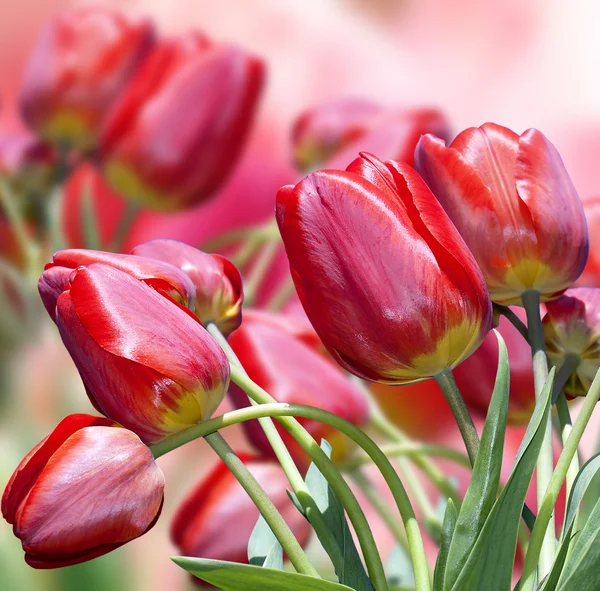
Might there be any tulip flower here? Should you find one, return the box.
[2,414,164,568]
[228,310,370,466]
[38,249,197,319]
[171,454,311,567]
[577,195,600,288]
[415,124,589,305]
[543,287,600,397]
[276,152,492,384]
[20,8,155,151]
[292,97,450,171]
[99,33,265,210]
[131,239,243,336]
[55,264,230,444]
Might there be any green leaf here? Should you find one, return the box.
[444,332,510,588]
[298,439,374,591]
[248,514,284,570]
[450,368,555,591]
[172,557,356,591]
[386,543,415,588]
[556,493,600,590]
[433,499,457,591]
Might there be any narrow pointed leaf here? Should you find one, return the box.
[433,499,457,591]
[248,514,283,569]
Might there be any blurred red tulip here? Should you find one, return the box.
[292,97,451,172]
[131,239,243,336]
[543,287,600,398]
[171,454,311,567]
[99,33,265,210]
[578,195,600,288]
[2,414,164,568]
[228,310,370,467]
[55,264,230,444]
[20,7,155,151]
[277,152,492,384]
[38,248,197,319]
[415,124,589,305]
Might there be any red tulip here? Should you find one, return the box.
[20,8,155,151]
[2,414,164,568]
[543,287,600,398]
[276,152,492,384]
[228,310,370,466]
[55,264,230,444]
[99,33,265,210]
[415,124,589,305]
[171,454,311,566]
[38,248,197,320]
[578,195,600,288]
[130,239,243,336]
[292,97,450,171]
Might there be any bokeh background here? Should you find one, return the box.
[1,1,599,590]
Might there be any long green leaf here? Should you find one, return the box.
[433,499,457,591]
[450,368,555,591]
[556,495,600,591]
[248,514,284,570]
[444,332,510,588]
[172,557,356,591]
[299,439,374,591]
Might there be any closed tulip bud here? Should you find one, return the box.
[2,414,164,568]
[99,34,265,210]
[228,310,370,466]
[543,287,600,398]
[38,249,197,320]
[131,239,243,336]
[277,152,492,384]
[20,8,155,151]
[55,264,230,444]
[415,124,589,305]
[0,131,56,195]
[171,455,311,569]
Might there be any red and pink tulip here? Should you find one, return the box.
[2,414,164,568]
[276,152,492,384]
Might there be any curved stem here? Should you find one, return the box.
[434,370,480,466]
[493,304,530,343]
[522,289,556,577]
[204,432,319,577]
[519,369,600,591]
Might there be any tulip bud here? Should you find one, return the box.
[578,195,600,288]
[292,98,450,172]
[0,131,56,196]
[38,249,197,320]
[55,264,230,444]
[171,454,311,568]
[20,8,155,151]
[543,287,600,398]
[99,34,265,210]
[228,310,370,467]
[415,124,589,305]
[131,239,243,336]
[276,152,492,384]
[2,414,164,568]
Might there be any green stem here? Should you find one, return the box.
[349,468,410,551]
[434,370,480,466]
[244,240,280,307]
[267,277,296,311]
[493,304,530,343]
[551,354,580,405]
[341,442,471,470]
[232,233,265,269]
[200,226,261,252]
[109,201,140,252]
[204,432,319,577]
[519,370,600,591]
[522,289,556,577]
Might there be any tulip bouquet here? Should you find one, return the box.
[1,7,599,591]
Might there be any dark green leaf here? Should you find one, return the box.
[300,439,374,591]
[556,495,600,591]
[386,543,415,588]
[172,557,356,591]
[433,499,457,591]
[450,368,555,591]
[248,514,284,570]
[444,333,510,588]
